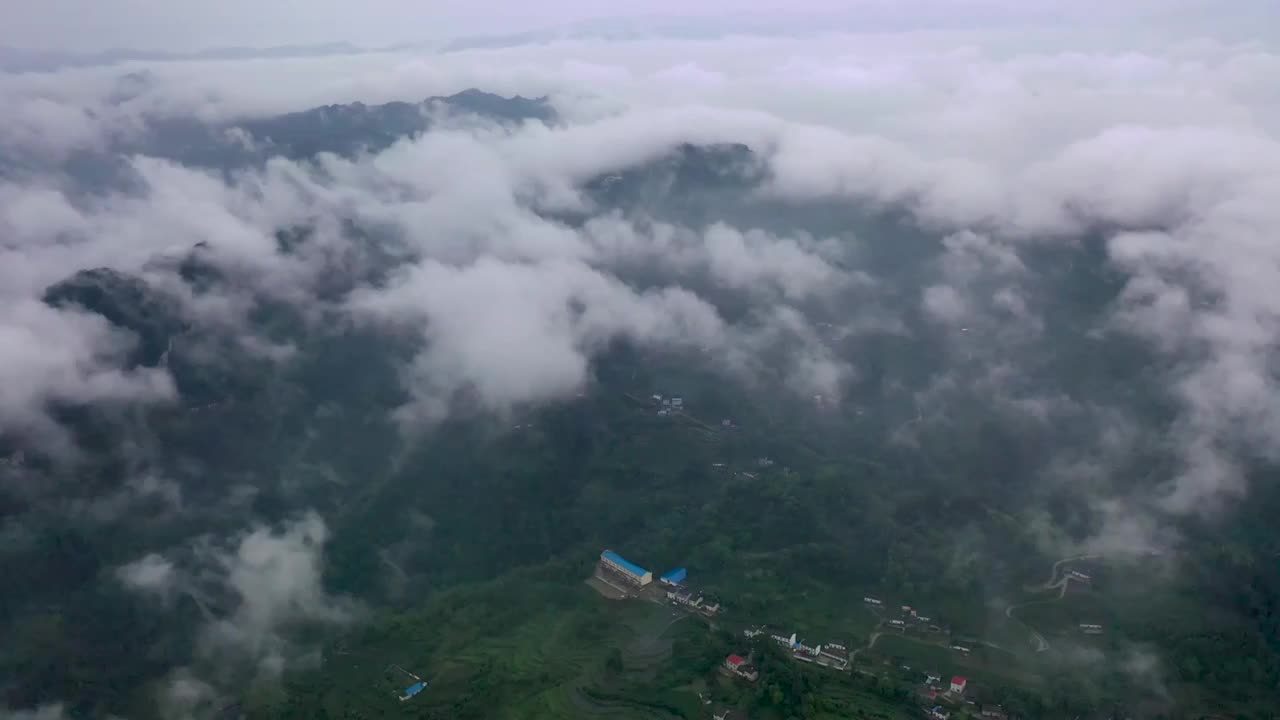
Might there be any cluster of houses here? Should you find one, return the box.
[652,394,684,417]
[864,596,943,635]
[920,674,969,715]
[918,672,1011,718]
[665,573,722,617]
[738,627,850,671]
[592,558,1017,719]
[711,457,779,482]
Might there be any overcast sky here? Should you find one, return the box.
[3,0,1276,53]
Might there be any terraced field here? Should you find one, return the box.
[508,602,701,719]
[811,683,917,720]
[872,634,1041,689]
[279,562,919,720]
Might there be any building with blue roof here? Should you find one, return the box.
[600,550,653,586]
[660,567,687,586]
[399,681,426,701]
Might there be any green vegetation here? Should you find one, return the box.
[231,337,1280,719]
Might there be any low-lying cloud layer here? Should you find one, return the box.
[2,4,1279,716]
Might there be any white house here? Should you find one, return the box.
[950,676,968,694]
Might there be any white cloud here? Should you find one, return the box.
[921,284,969,324]
[117,552,178,596]
[158,669,222,720]
[0,299,176,452]
[0,4,1276,526]
[352,256,728,424]
[113,514,352,717]
[200,512,354,668]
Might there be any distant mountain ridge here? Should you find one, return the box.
[1,88,559,185]
[142,88,557,167]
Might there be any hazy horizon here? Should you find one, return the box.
[4,0,1276,55]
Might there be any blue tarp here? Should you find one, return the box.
[403,681,426,698]
[660,567,687,584]
[601,550,649,578]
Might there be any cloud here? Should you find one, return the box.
[117,552,178,597]
[197,512,354,669]
[0,707,72,720]
[2,23,1276,506]
[352,256,729,425]
[5,13,1280,714]
[0,298,176,453]
[921,284,969,324]
[114,511,353,704]
[158,670,223,720]
[108,514,353,719]
[580,216,850,301]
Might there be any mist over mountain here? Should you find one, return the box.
[3,7,1280,719]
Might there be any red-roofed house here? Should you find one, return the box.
[723,654,758,682]
[949,676,967,694]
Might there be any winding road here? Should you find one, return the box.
[1004,602,1050,652]
[1006,554,1101,653]
[840,554,1103,670]
[848,622,885,664]
[1027,554,1100,592]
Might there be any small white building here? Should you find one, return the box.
[818,644,848,666]
[950,676,968,694]
[667,588,703,608]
